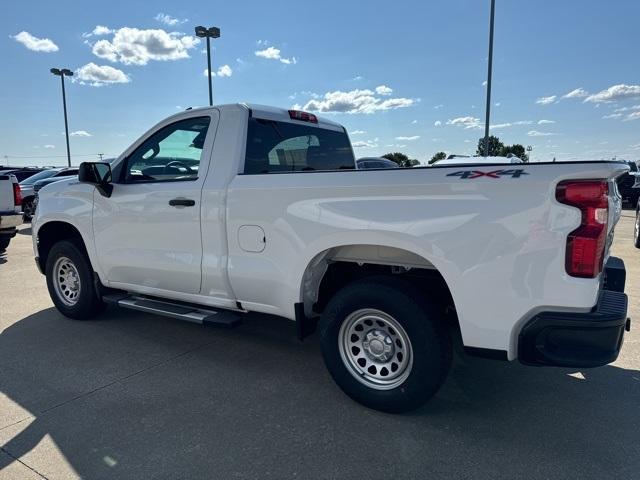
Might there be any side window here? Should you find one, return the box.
[124,117,210,183]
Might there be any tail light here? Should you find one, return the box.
[556,180,609,278]
[13,183,22,207]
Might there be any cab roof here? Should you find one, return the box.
[170,103,345,132]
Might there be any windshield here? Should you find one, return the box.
[20,169,60,185]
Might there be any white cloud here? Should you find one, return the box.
[602,113,623,119]
[562,88,588,99]
[527,130,557,137]
[70,130,92,137]
[255,46,297,65]
[482,80,487,87]
[352,139,378,148]
[434,104,443,109]
[434,120,442,126]
[92,27,199,65]
[623,111,640,122]
[75,62,130,86]
[375,85,393,96]
[494,102,501,107]
[203,64,233,77]
[490,120,533,129]
[217,64,232,77]
[536,95,557,105]
[12,31,58,52]
[82,25,114,38]
[350,130,366,135]
[395,135,420,141]
[585,84,640,103]
[411,120,418,124]
[155,13,188,26]
[446,116,482,129]
[302,88,415,114]
[43,144,55,149]
[613,104,640,113]
[537,119,555,124]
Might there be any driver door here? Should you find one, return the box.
[93,113,218,294]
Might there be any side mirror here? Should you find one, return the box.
[78,162,113,197]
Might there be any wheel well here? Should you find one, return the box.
[302,246,459,332]
[36,221,86,272]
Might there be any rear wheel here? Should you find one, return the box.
[22,199,35,221]
[45,240,105,319]
[319,276,452,413]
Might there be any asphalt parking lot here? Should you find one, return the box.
[1,212,638,480]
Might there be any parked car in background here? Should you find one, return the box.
[432,154,524,166]
[33,104,630,413]
[20,167,78,221]
[616,161,640,206]
[0,173,22,251]
[0,167,45,182]
[356,157,399,169]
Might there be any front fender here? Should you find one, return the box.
[33,181,102,280]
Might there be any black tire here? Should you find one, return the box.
[319,276,452,413]
[22,199,34,222]
[45,240,106,319]
[0,237,10,252]
[634,204,640,249]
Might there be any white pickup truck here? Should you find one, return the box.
[0,173,22,251]
[32,104,631,412]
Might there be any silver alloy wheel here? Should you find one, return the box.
[52,256,81,306]
[338,308,413,390]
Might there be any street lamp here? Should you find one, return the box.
[50,68,73,167]
[482,0,496,157]
[195,26,221,106]
[526,145,533,162]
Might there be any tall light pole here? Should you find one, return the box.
[526,145,533,162]
[195,26,221,106]
[482,0,496,157]
[51,68,73,167]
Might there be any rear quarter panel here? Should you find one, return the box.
[226,162,627,359]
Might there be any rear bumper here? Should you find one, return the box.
[0,212,22,233]
[518,257,629,368]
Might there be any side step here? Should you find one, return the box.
[103,294,242,328]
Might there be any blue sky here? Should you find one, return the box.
[2,0,639,167]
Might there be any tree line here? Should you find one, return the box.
[380,135,528,167]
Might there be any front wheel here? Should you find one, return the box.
[319,277,452,413]
[45,240,106,319]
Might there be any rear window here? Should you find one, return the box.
[244,118,355,174]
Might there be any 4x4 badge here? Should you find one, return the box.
[446,169,529,179]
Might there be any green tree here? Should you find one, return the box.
[382,152,419,168]
[429,151,447,165]
[476,135,504,157]
[500,143,527,162]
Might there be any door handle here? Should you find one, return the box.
[169,198,196,207]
